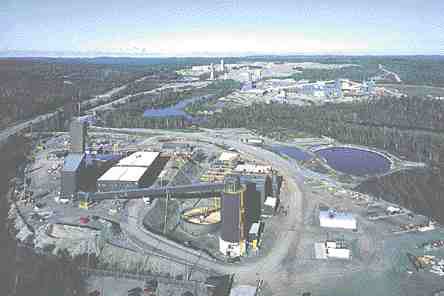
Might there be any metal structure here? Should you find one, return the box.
[70,118,87,154]
[61,153,85,197]
[219,175,247,257]
[78,182,225,202]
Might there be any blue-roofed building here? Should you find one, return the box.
[61,153,85,198]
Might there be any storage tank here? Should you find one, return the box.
[219,175,246,257]
[180,207,221,236]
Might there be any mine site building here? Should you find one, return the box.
[218,152,240,167]
[319,208,357,230]
[241,138,264,146]
[248,222,261,252]
[97,151,162,192]
[262,196,278,217]
[61,153,84,198]
[219,176,260,258]
[239,174,273,206]
[326,247,351,259]
[234,164,272,174]
[97,166,151,191]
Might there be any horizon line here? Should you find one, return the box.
[1,50,443,59]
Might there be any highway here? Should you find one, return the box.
[0,78,134,145]
[89,80,210,112]
[0,77,208,145]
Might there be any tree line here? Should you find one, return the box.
[100,80,240,129]
[204,96,444,168]
[0,59,170,129]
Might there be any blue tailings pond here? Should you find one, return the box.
[315,146,391,177]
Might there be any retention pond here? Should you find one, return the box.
[315,146,391,177]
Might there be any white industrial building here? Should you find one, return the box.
[97,151,162,192]
[262,196,278,217]
[234,164,272,174]
[117,151,160,167]
[98,166,147,184]
[219,238,243,258]
[326,247,351,259]
[319,208,357,230]
[219,152,240,166]
[314,240,351,260]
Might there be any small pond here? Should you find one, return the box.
[143,95,212,119]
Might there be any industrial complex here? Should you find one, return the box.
[6,60,444,296]
[177,60,404,110]
[45,119,285,266]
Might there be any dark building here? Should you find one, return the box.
[220,176,245,257]
[205,275,234,296]
[70,118,87,154]
[243,182,261,232]
[63,98,81,129]
[239,174,272,206]
[61,153,84,198]
[272,174,283,197]
[221,176,243,244]
[219,175,260,257]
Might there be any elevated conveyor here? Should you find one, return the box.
[78,182,225,201]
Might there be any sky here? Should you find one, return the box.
[1,0,444,56]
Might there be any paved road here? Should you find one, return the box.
[0,78,137,144]
[0,112,59,144]
[90,81,210,112]
[0,77,208,144]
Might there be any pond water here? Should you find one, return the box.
[270,145,312,161]
[315,146,391,177]
[143,95,212,119]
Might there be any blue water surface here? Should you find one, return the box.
[143,95,212,119]
[270,145,312,161]
[315,147,391,176]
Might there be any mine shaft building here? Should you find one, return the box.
[61,153,85,198]
[60,118,87,198]
[70,118,87,154]
[239,174,272,206]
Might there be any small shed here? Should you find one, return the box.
[319,209,357,230]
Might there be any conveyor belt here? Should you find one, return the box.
[78,182,224,201]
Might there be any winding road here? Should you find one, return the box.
[114,128,306,283]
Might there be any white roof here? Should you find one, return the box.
[387,206,401,212]
[98,166,148,182]
[219,152,239,162]
[117,151,159,167]
[327,248,350,259]
[319,209,357,230]
[230,286,257,296]
[234,164,272,174]
[264,197,277,208]
[249,222,260,234]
